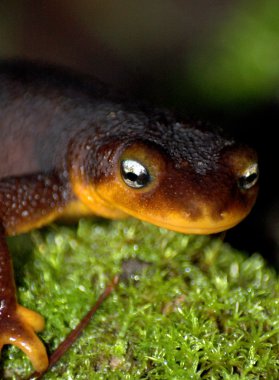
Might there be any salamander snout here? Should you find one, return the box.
[92,140,259,234]
[70,134,259,235]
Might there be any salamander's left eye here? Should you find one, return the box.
[238,163,259,190]
[121,159,151,189]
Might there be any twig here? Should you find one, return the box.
[26,276,119,380]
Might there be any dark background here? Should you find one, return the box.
[1,1,278,265]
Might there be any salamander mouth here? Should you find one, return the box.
[149,219,243,235]
[92,181,256,235]
[128,211,249,235]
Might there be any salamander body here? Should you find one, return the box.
[0,61,259,371]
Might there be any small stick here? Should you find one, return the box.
[26,276,119,380]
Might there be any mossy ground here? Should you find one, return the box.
[2,219,279,379]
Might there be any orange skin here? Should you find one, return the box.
[0,61,259,372]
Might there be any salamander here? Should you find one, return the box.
[0,61,259,372]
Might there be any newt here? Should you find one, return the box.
[0,61,259,372]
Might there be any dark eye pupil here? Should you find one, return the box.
[121,159,150,189]
[238,171,258,190]
[125,172,138,182]
[124,171,149,186]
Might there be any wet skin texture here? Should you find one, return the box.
[0,61,259,372]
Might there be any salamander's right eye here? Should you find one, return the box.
[238,163,259,190]
[121,159,151,189]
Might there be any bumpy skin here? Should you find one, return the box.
[0,61,258,372]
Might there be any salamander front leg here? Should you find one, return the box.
[0,232,48,372]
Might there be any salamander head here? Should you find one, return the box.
[70,122,259,234]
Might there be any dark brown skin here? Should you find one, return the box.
[0,61,259,372]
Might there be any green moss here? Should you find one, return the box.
[2,219,279,379]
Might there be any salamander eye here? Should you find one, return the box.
[238,163,259,190]
[121,159,151,189]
